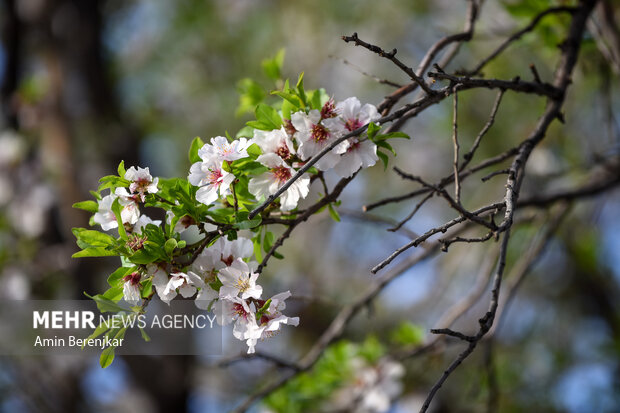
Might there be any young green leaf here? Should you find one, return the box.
[72,200,99,213]
[117,160,126,178]
[189,137,205,163]
[327,204,341,222]
[111,198,128,240]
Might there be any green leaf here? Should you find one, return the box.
[128,249,159,265]
[375,140,396,155]
[254,103,283,130]
[262,48,285,81]
[72,200,99,213]
[82,320,110,349]
[256,298,272,319]
[233,215,262,230]
[247,143,262,159]
[253,235,263,263]
[140,327,151,342]
[236,126,254,138]
[373,131,410,141]
[164,238,178,256]
[100,345,116,368]
[111,198,127,240]
[107,266,137,287]
[236,78,267,116]
[72,228,116,247]
[99,328,127,368]
[263,231,275,253]
[117,161,126,178]
[72,248,118,258]
[85,292,125,313]
[272,91,303,110]
[367,122,381,139]
[189,137,205,163]
[296,72,308,107]
[390,322,425,346]
[327,204,341,222]
[377,150,389,170]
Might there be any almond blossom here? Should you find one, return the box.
[218,258,262,300]
[250,127,295,161]
[248,153,310,211]
[93,193,140,231]
[291,109,348,170]
[188,158,235,205]
[198,136,249,163]
[122,271,143,304]
[324,97,381,177]
[124,166,159,202]
[152,270,203,304]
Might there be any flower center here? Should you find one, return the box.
[126,234,147,251]
[232,303,249,319]
[234,277,250,292]
[321,99,337,119]
[207,169,223,186]
[346,138,361,153]
[345,118,364,132]
[220,254,234,266]
[272,166,292,183]
[311,124,329,143]
[123,272,141,286]
[180,215,196,228]
[275,145,290,160]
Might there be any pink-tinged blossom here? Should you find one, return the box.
[114,188,141,225]
[188,158,235,206]
[218,258,262,300]
[214,296,253,326]
[152,270,203,304]
[332,138,379,178]
[251,127,295,161]
[240,291,299,354]
[93,193,139,231]
[323,97,381,177]
[124,166,158,201]
[248,153,309,211]
[291,110,348,170]
[198,136,249,163]
[122,271,143,304]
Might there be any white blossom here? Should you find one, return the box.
[114,188,141,225]
[93,194,120,231]
[332,139,379,178]
[124,166,159,201]
[122,271,143,305]
[188,158,235,205]
[250,127,295,161]
[323,97,381,177]
[291,110,348,170]
[218,258,262,300]
[248,153,309,211]
[198,136,249,163]
[153,270,203,304]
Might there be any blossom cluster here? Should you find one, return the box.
[84,93,383,355]
[190,96,380,212]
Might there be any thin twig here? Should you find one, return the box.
[342,33,436,95]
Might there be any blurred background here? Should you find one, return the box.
[0,0,619,412]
